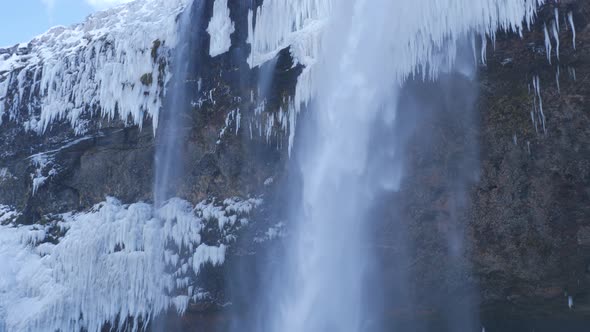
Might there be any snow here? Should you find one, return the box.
[197,197,261,232]
[0,196,261,332]
[0,205,20,224]
[207,0,235,57]
[0,0,193,135]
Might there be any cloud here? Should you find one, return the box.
[85,0,134,10]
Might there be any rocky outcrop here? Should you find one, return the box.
[474,0,590,321]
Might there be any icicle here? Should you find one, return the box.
[491,33,496,51]
[471,34,477,65]
[568,12,576,50]
[551,21,560,61]
[554,8,559,32]
[544,23,552,64]
[533,76,546,135]
[235,110,241,134]
[556,66,560,94]
[568,296,574,309]
[527,141,531,155]
[480,34,487,65]
[571,67,577,81]
[513,133,518,146]
[207,0,235,57]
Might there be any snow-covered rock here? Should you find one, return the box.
[0,0,192,135]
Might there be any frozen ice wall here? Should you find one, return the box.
[0,197,261,332]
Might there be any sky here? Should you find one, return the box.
[0,0,133,47]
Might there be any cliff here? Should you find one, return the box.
[0,0,588,331]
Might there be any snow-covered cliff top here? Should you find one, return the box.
[0,0,192,134]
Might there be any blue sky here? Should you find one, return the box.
[0,0,131,47]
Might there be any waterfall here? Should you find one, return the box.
[154,1,196,206]
[253,0,543,331]
[0,0,555,330]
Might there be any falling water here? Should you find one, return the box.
[258,0,543,331]
[154,0,198,206]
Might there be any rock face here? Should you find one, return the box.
[0,0,589,331]
[476,0,590,320]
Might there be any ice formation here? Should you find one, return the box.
[556,66,561,93]
[0,205,19,224]
[0,196,261,332]
[552,20,560,61]
[0,0,193,135]
[246,0,545,154]
[532,75,546,134]
[24,135,96,196]
[481,35,488,65]
[207,0,235,57]
[568,11,576,50]
[30,154,57,196]
[544,23,553,64]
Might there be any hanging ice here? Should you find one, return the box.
[207,0,235,57]
[247,0,545,153]
[0,196,261,332]
[533,75,546,134]
[544,23,552,64]
[551,20,560,61]
[568,11,576,50]
[481,35,488,65]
